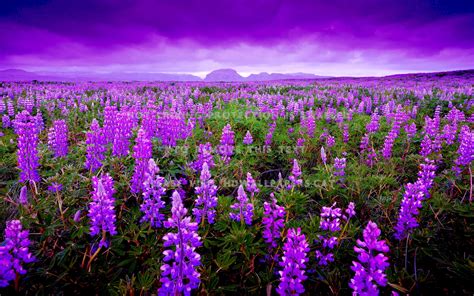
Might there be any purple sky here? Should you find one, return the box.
[1,0,473,76]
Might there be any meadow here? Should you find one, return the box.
[0,75,473,295]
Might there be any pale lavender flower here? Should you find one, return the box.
[287,159,303,190]
[230,185,254,225]
[243,130,253,145]
[218,124,235,164]
[88,174,117,248]
[193,162,218,225]
[131,128,153,194]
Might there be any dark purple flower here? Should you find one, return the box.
[13,111,40,183]
[0,220,35,287]
[159,191,202,295]
[140,159,166,228]
[349,221,390,296]
[277,228,309,295]
[394,159,436,240]
[191,142,214,172]
[334,157,346,183]
[262,193,285,249]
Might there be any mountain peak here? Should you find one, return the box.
[204,69,244,82]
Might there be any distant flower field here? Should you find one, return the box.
[0,77,473,295]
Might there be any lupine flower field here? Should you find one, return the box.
[0,74,473,295]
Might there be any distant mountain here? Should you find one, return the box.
[247,72,331,81]
[204,69,330,82]
[204,69,245,82]
[0,69,56,81]
[0,69,202,82]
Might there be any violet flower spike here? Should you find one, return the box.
[140,159,166,228]
[349,221,390,296]
[193,162,218,225]
[277,228,309,295]
[229,185,254,225]
[159,191,202,296]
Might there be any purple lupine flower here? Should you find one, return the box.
[140,159,166,228]
[366,113,380,134]
[159,191,202,295]
[34,112,44,132]
[142,106,158,140]
[405,122,417,140]
[112,111,134,157]
[156,112,192,147]
[218,124,235,164]
[302,110,316,138]
[344,202,356,220]
[85,119,106,172]
[343,124,349,143]
[277,228,309,295]
[191,142,215,172]
[47,119,68,158]
[334,157,346,183]
[73,210,82,222]
[2,115,11,128]
[326,134,335,148]
[453,125,473,176]
[394,182,424,240]
[47,182,63,193]
[320,203,342,232]
[243,130,253,145]
[88,174,117,248]
[262,193,285,249]
[131,128,153,194]
[394,159,436,240]
[246,172,259,197]
[0,220,35,287]
[360,133,370,152]
[13,111,40,183]
[349,221,390,296]
[419,135,432,157]
[321,147,327,165]
[193,162,218,225]
[230,185,254,225]
[382,130,397,159]
[441,123,457,145]
[287,159,303,190]
[316,202,343,266]
[19,185,28,205]
[102,105,117,144]
[296,137,305,148]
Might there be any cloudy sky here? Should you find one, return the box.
[1,0,473,77]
